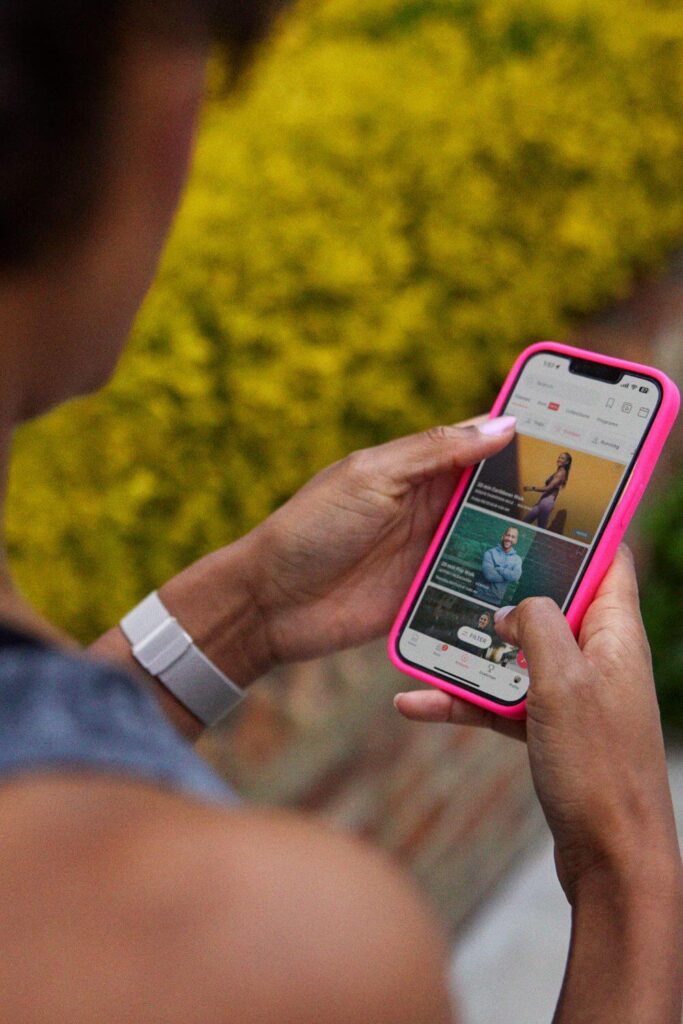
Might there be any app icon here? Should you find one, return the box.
[621,402,632,413]
[638,407,649,418]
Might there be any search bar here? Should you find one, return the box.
[528,375,600,406]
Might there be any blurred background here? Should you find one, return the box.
[5,0,682,980]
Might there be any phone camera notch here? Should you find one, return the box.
[568,358,622,384]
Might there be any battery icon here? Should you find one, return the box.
[639,386,649,393]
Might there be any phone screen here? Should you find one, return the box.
[397,350,662,705]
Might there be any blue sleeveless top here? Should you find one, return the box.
[0,622,234,803]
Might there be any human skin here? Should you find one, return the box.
[500,526,518,550]
[0,33,455,1024]
[90,443,681,1024]
[0,776,453,1024]
[87,416,517,734]
[396,548,682,1023]
[0,25,679,1024]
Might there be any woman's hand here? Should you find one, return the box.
[394,547,680,902]
[245,415,516,666]
[102,413,513,738]
[396,550,683,1021]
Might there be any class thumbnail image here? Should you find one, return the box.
[432,506,586,609]
[469,434,624,543]
[408,587,522,668]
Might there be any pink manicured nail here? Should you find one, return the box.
[494,605,515,624]
[479,415,516,436]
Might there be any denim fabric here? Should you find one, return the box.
[0,623,235,804]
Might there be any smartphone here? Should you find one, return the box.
[389,342,680,718]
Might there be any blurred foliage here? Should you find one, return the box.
[6,0,683,642]
[641,467,683,730]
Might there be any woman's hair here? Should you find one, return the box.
[558,452,572,486]
[0,0,285,270]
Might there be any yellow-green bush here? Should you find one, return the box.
[641,467,683,730]
[7,0,683,640]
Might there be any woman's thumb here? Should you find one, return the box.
[494,596,583,690]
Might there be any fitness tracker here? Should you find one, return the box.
[120,591,244,726]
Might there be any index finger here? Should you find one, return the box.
[578,545,651,664]
[394,689,527,741]
[579,545,644,638]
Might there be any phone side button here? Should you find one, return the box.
[617,482,646,529]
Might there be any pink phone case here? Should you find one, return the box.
[388,341,681,719]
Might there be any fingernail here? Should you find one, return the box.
[393,693,406,708]
[479,415,516,437]
[494,605,515,624]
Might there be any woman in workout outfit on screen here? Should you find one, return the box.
[523,451,572,529]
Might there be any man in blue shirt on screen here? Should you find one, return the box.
[474,525,523,604]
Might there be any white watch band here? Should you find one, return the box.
[120,591,244,727]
